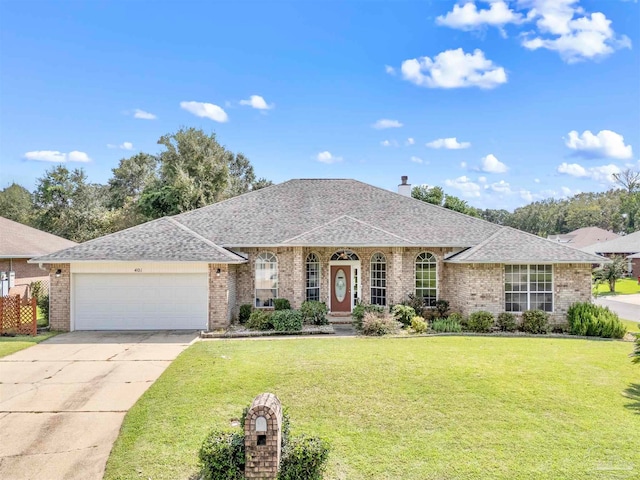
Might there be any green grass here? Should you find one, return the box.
[622,319,639,333]
[0,331,58,358]
[595,277,640,295]
[104,337,639,480]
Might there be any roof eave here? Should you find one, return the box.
[444,258,610,264]
[27,258,248,264]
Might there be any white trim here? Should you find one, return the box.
[328,260,361,313]
[71,261,209,274]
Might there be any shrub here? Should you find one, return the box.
[431,318,462,333]
[246,310,273,330]
[300,301,329,325]
[361,312,400,336]
[30,281,49,324]
[410,316,427,334]
[239,304,252,324]
[447,312,464,324]
[274,298,291,310]
[405,294,426,317]
[271,310,303,332]
[352,303,384,330]
[434,299,450,319]
[567,302,625,339]
[467,311,494,333]
[199,430,245,480]
[633,336,640,364]
[521,310,549,334]
[278,435,330,480]
[391,304,416,327]
[497,312,517,332]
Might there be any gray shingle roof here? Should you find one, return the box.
[580,230,640,255]
[29,179,607,264]
[30,217,246,263]
[547,226,620,249]
[446,226,608,264]
[0,216,77,258]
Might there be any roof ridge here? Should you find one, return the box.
[167,217,245,261]
[281,215,350,244]
[343,215,415,244]
[445,227,506,260]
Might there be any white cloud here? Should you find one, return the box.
[444,175,482,197]
[534,178,540,183]
[426,137,471,149]
[239,95,273,110]
[489,179,513,194]
[478,176,487,183]
[24,150,91,163]
[406,137,415,145]
[521,0,631,62]
[401,48,507,89]
[557,161,621,183]
[461,161,468,168]
[385,65,396,75]
[520,190,534,203]
[180,101,229,123]
[381,140,399,147]
[480,153,508,173]
[316,151,342,164]
[108,142,134,150]
[133,109,157,120]
[437,1,523,33]
[565,129,633,159]
[410,156,424,164]
[372,119,403,129]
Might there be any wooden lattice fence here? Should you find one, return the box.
[0,295,37,336]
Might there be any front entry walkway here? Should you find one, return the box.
[0,331,198,480]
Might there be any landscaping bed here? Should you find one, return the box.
[201,324,335,338]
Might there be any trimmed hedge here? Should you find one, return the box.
[278,435,330,480]
[497,312,517,332]
[246,310,273,331]
[567,302,625,339]
[199,430,245,480]
[271,310,303,332]
[274,298,292,310]
[521,310,549,334]
[467,311,494,333]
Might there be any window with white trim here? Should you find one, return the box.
[255,252,278,308]
[505,265,553,312]
[306,253,320,302]
[415,252,437,307]
[370,252,386,306]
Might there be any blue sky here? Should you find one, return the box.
[1,0,638,210]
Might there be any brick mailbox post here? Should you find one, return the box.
[244,393,283,479]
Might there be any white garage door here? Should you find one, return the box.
[73,273,208,330]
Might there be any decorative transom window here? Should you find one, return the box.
[306,253,320,302]
[331,250,359,261]
[370,253,386,306]
[415,252,437,307]
[505,265,553,313]
[255,252,278,308]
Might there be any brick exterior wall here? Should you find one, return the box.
[49,263,71,331]
[209,264,231,330]
[0,258,49,299]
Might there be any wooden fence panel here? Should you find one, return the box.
[0,295,37,336]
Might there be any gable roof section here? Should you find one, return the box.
[0,216,77,258]
[176,179,502,247]
[30,217,246,263]
[581,230,640,255]
[446,226,608,264]
[282,215,415,246]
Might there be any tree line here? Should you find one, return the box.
[0,127,272,242]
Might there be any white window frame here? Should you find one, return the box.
[415,252,437,307]
[370,252,387,306]
[255,252,278,308]
[306,252,320,302]
[504,264,554,313]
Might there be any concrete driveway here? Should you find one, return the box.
[0,331,198,480]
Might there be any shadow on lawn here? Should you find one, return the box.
[624,383,640,414]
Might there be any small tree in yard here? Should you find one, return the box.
[593,256,628,293]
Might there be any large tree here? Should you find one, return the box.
[0,183,34,225]
[613,168,640,233]
[33,166,109,242]
[108,152,158,209]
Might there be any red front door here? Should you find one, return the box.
[331,266,351,312]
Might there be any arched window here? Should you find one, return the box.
[370,253,386,306]
[306,253,320,302]
[330,250,359,261]
[415,252,437,307]
[255,252,278,308]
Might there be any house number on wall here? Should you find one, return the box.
[134,268,142,272]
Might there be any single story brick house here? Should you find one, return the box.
[31,178,605,331]
[1,216,77,299]
[581,230,640,278]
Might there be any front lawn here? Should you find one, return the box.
[596,277,640,295]
[0,331,58,358]
[105,337,638,480]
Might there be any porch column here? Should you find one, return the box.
[390,247,404,306]
[292,247,304,309]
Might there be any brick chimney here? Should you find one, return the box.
[398,176,411,197]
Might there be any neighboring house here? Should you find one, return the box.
[0,216,77,298]
[31,178,605,332]
[548,227,619,250]
[581,230,640,277]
